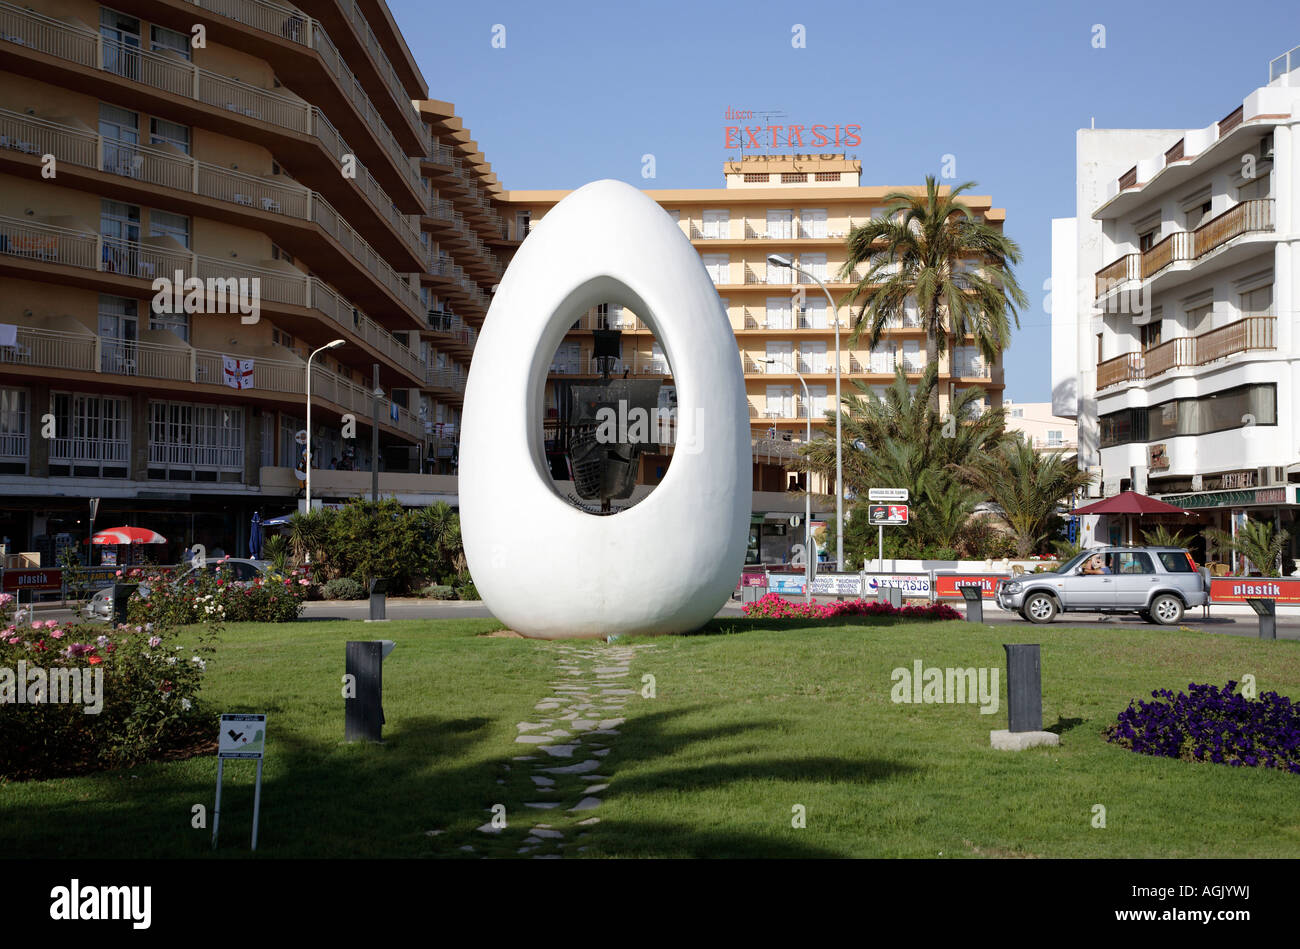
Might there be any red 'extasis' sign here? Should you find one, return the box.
[725,124,863,149]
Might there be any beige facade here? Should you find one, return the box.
[503,155,1008,491]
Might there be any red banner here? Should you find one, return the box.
[1,569,62,591]
[934,574,1007,600]
[1209,577,1300,605]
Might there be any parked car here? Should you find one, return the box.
[82,558,270,622]
[994,547,1207,625]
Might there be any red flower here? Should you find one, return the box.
[88,655,103,665]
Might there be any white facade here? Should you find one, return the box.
[1004,400,1077,452]
[1053,51,1300,542]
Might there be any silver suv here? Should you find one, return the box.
[994,547,1207,625]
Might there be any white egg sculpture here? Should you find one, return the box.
[459,179,751,639]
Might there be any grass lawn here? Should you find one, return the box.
[2,614,1298,858]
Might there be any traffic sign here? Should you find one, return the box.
[868,504,909,526]
[868,488,909,502]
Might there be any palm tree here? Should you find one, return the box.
[1206,520,1290,577]
[1141,525,1192,548]
[839,176,1028,383]
[415,501,465,580]
[952,436,1094,558]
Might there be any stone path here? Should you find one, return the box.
[489,640,652,858]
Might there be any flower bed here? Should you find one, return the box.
[743,593,962,621]
[1106,681,1300,774]
[0,618,215,780]
[126,562,309,626]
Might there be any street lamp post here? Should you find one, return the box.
[305,339,345,514]
[768,254,844,571]
[764,357,814,602]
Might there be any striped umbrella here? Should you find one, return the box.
[91,527,168,545]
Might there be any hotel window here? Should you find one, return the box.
[765,258,793,285]
[1046,430,1063,447]
[702,209,729,239]
[901,340,924,372]
[781,173,808,183]
[550,342,580,374]
[765,385,793,418]
[97,294,138,375]
[1138,227,1158,252]
[800,341,827,374]
[801,297,827,328]
[272,243,294,265]
[800,208,827,238]
[870,340,895,374]
[150,209,190,248]
[150,307,189,342]
[765,341,793,373]
[1239,283,1273,318]
[1140,321,1162,351]
[1184,200,1212,230]
[0,387,28,471]
[149,117,190,154]
[150,25,191,60]
[766,209,792,239]
[1010,408,1024,418]
[594,303,623,329]
[814,171,840,182]
[98,103,139,177]
[743,173,769,183]
[807,385,827,418]
[1185,301,1213,335]
[279,414,304,468]
[273,327,296,353]
[515,211,531,239]
[953,345,983,377]
[1237,172,1272,202]
[99,8,142,80]
[702,254,729,284]
[765,296,792,329]
[148,402,244,479]
[799,253,827,283]
[49,392,130,477]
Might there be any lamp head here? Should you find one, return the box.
[767,254,793,268]
[326,339,345,350]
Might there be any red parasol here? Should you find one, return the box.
[90,527,168,545]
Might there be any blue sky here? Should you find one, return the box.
[391,0,1294,402]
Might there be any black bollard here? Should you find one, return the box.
[345,640,395,742]
[111,582,137,625]
[367,577,391,622]
[1247,598,1276,640]
[1003,643,1043,733]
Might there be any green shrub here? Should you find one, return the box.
[421,584,456,600]
[321,577,367,600]
[127,563,308,625]
[455,580,480,601]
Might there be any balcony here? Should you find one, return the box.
[423,365,467,398]
[0,324,423,439]
[1095,315,1276,390]
[0,110,422,324]
[0,215,423,384]
[1094,200,1275,303]
[0,1,425,216]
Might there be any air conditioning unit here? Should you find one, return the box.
[1257,465,1285,486]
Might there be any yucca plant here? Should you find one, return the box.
[952,436,1094,558]
[1141,525,1192,549]
[840,175,1028,375]
[1206,520,1290,577]
[262,534,289,573]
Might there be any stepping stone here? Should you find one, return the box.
[544,729,572,738]
[594,667,629,674]
[512,756,537,761]
[541,744,580,758]
[560,712,581,721]
[583,775,609,781]
[584,784,609,793]
[516,722,548,732]
[530,828,564,839]
[517,846,536,854]
[570,719,599,731]
[590,729,620,736]
[599,718,625,729]
[475,822,502,835]
[543,759,602,775]
[460,845,475,852]
[515,735,553,744]
[569,797,602,812]
[523,836,543,844]
[600,689,634,695]
[578,817,601,825]
[531,776,556,787]
[593,749,611,757]
[525,802,561,809]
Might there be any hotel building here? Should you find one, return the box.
[1052,45,1300,556]
[0,0,501,561]
[503,154,1009,493]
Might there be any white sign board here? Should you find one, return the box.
[868,488,909,502]
[868,504,909,526]
[809,574,863,596]
[863,574,932,597]
[218,713,267,759]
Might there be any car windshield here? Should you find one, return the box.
[1057,551,1094,574]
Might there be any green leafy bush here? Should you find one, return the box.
[455,580,480,601]
[126,563,308,626]
[421,584,456,600]
[0,617,216,779]
[321,577,367,600]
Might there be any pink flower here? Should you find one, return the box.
[148,636,162,647]
[49,630,64,640]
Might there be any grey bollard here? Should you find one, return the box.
[1247,598,1276,640]
[112,582,137,625]
[742,584,767,604]
[367,577,391,622]
[875,585,901,607]
[345,640,396,742]
[959,584,984,623]
[1003,643,1043,733]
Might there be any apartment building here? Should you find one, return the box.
[0,0,496,561]
[504,154,1008,492]
[1003,400,1078,453]
[1052,45,1300,551]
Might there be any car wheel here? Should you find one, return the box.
[1149,594,1184,626]
[1023,592,1057,624]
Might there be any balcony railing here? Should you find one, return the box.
[423,366,467,393]
[0,216,422,380]
[1095,200,1275,299]
[0,2,423,210]
[0,326,423,438]
[1096,316,1276,389]
[0,110,422,318]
